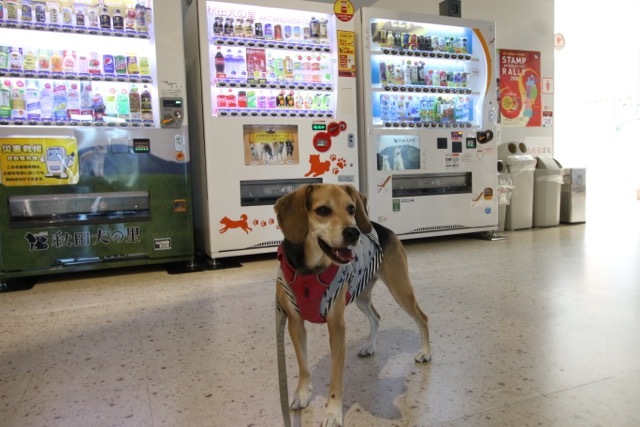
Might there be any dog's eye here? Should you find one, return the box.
[315,206,331,217]
[347,205,356,216]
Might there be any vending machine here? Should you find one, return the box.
[183,0,360,259]
[0,0,193,288]
[356,7,498,239]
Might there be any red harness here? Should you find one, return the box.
[277,245,342,324]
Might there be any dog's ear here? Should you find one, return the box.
[344,185,373,234]
[274,184,313,243]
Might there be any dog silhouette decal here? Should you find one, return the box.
[219,215,253,234]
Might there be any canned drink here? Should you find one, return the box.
[303,27,310,40]
[226,93,237,108]
[402,32,410,47]
[274,24,282,40]
[35,3,46,23]
[115,55,127,74]
[264,23,273,40]
[284,25,291,39]
[102,54,115,74]
[257,95,267,109]
[293,26,301,39]
[432,36,439,51]
[216,94,227,108]
[213,17,223,36]
[254,22,263,38]
[127,55,139,75]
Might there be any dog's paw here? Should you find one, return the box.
[414,350,432,363]
[290,386,312,410]
[357,344,375,357]
[320,414,342,427]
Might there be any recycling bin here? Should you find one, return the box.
[560,168,586,223]
[499,142,536,230]
[533,156,564,227]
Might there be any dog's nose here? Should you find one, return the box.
[342,227,360,245]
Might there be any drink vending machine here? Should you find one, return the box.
[183,0,360,260]
[356,7,498,239]
[0,0,194,289]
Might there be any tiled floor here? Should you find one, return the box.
[2,203,640,427]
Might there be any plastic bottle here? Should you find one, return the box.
[39,81,53,120]
[104,86,117,117]
[214,46,225,78]
[11,80,26,120]
[135,0,147,34]
[0,80,12,118]
[92,90,105,121]
[66,82,80,119]
[52,82,67,121]
[25,80,41,120]
[23,49,37,73]
[224,48,235,78]
[140,85,152,121]
[0,47,9,71]
[112,8,123,31]
[234,49,246,82]
[80,81,93,119]
[117,87,130,121]
[129,84,141,121]
[62,50,76,74]
[99,6,111,30]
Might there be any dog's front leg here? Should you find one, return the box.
[323,290,348,427]
[287,313,313,410]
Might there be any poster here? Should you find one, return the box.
[0,136,79,186]
[499,49,541,127]
[243,124,299,165]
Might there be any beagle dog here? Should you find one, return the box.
[274,184,431,427]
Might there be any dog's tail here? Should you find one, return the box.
[276,300,292,427]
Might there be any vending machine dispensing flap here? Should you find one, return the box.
[8,191,151,227]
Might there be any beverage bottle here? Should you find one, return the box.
[124,7,136,32]
[396,95,405,121]
[313,93,322,110]
[138,56,151,76]
[419,95,428,122]
[87,5,99,30]
[99,6,111,30]
[21,0,34,23]
[47,0,60,29]
[11,80,26,120]
[116,87,130,121]
[319,19,328,42]
[88,52,101,75]
[62,50,76,74]
[224,48,235,78]
[267,91,277,109]
[284,56,293,81]
[112,8,124,31]
[0,80,12,118]
[237,90,247,108]
[129,84,141,121]
[0,47,9,72]
[50,50,63,74]
[77,53,89,76]
[135,0,147,34]
[66,81,80,119]
[105,86,117,117]
[80,81,93,119]
[285,90,294,108]
[74,2,85,28]
[386,31,394,47]
[140,84,152,121]
[92,90,105,121]
[244,19,253,38]
[25,80,41,121]
[35,1,47,26]
[389,95,398,121]
[213,16,223,36]
[39,81,54,120]
[214,46,225,78]
[224,17,234,36]
[380,93,390,122]
[23,49,37,73]
[52,82,67,121]
[61,0,73,29]
[9,47,23,72]
[310,16,319,38]
[234,49,246,82]
[403,60,411,85]
[127,54,139,75]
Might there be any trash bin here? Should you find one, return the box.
[499,142,536,230]
[560,168,586,223]
[497,160,514,232]
[533,156,564,227]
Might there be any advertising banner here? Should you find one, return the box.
[499,49,541,127]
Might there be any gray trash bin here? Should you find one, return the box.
[560,168,586,223]
[499,142,536,230]
[533,156,564,227]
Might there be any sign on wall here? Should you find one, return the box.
[499,49,542,127]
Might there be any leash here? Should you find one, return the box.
[276,300,292,427]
